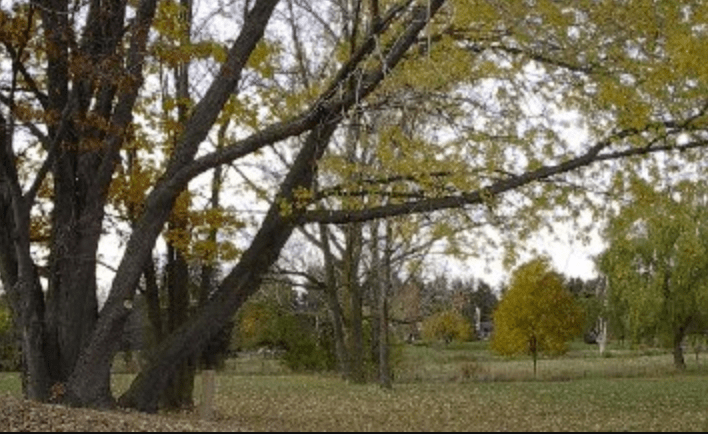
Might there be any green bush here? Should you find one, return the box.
[236,299,336,372]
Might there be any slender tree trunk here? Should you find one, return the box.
[597,317,607,355]
[597,278,608,355]
[531,336,538,379]
[378,220,392,389]
[673,323,688,370]
[142,260,164,346]
[319,224,350,378]
[0,180,19,311]
[17,278,51,401]
[345,223,365,383]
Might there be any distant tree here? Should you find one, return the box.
[491,258,584,377]
[564,276,607,345]
[235,281,335,372]
[422,309,472,344]
[598,180,708,369]
[472,280,498,325]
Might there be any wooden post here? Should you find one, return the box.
[200,370,215,420]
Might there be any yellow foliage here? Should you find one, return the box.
[491,258,583,361]
[422,309,471,344]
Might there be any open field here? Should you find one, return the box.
[3,342,708,431]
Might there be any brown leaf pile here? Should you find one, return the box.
[0,394,246,432]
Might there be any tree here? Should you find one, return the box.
[3,0,708,412]
[235,281,335,372]
[564,276,607,347]
[491,258,583,377]
[421,309,471,344]
[598,180,708,369]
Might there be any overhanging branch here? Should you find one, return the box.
[298,132,708,225]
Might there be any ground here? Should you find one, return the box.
[0,394,242,432]
[3,341,708,431]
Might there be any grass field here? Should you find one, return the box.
[3,341,708,431]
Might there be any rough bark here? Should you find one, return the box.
[162,241,195,409]
[45,151,101,384]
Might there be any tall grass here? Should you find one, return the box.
[396,340,708,383]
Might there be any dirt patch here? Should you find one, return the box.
[0,394,246,432]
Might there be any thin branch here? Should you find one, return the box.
[173,0,442,190]
[3,45,49,110]
[0,94,49,146]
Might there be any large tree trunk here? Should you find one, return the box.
[45,154,100,385]
[161,240,195,409]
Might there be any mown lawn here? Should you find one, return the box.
[2,341,708,431]
[207,374,708,431]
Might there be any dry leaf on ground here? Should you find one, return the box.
[0,394,246,432]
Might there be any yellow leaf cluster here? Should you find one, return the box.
[491,258,584,358]
[422,309,472,344]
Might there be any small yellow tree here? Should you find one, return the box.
[422,309,472,344]
[491,258,584,377]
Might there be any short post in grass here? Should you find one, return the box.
[200,369,215,420]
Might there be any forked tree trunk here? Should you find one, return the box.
[117,119,339,412]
